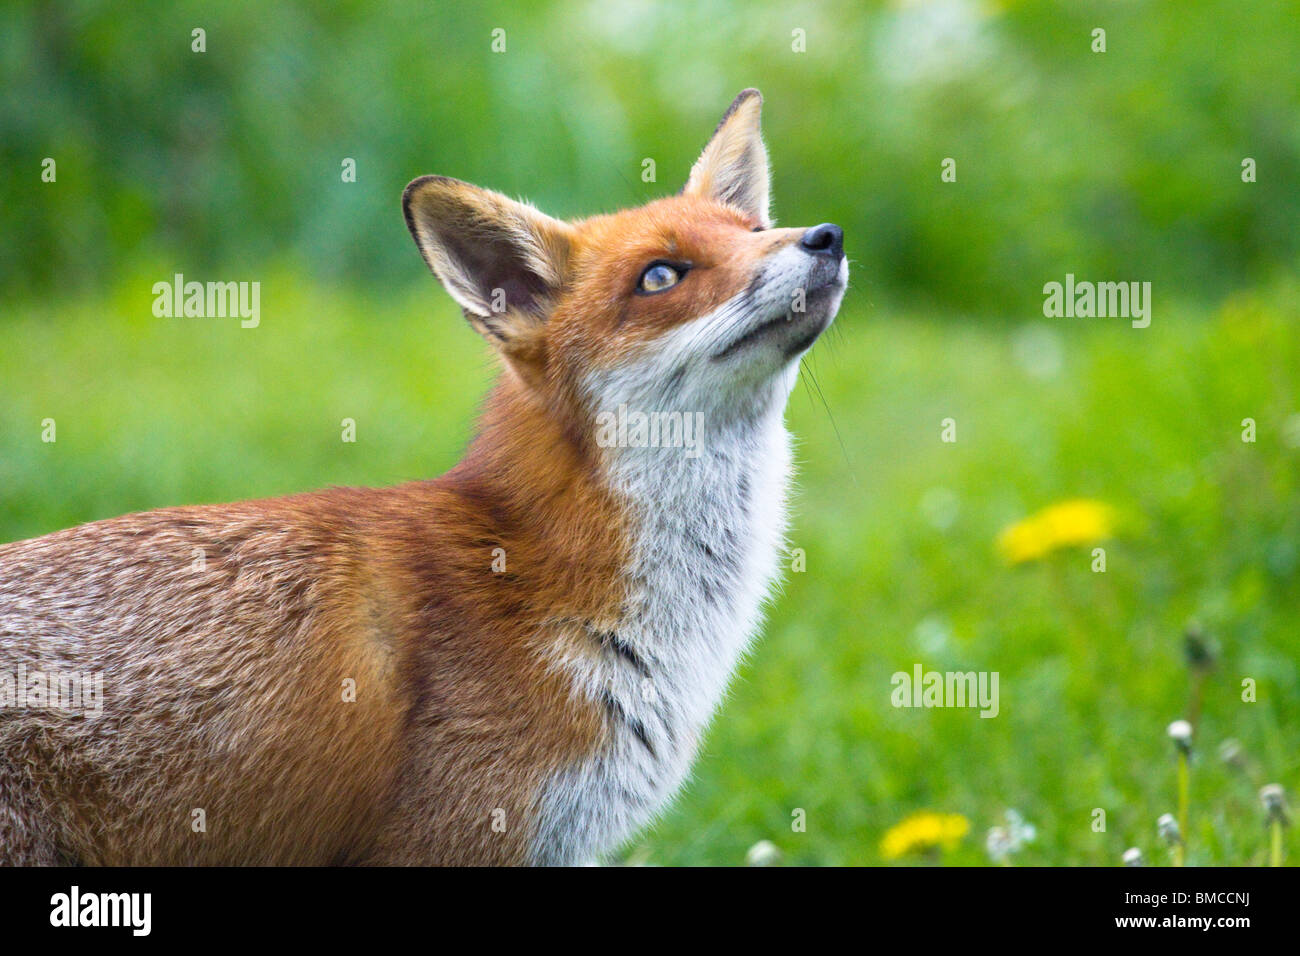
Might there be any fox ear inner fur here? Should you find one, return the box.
[683,88,772,228]
[402,174,575,334]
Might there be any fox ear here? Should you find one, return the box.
[683,88,771,227]
[402,175,574,340]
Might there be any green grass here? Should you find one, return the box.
[2,273,1297,866]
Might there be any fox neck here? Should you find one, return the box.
[521,361,799,863]
[588,370,796,721]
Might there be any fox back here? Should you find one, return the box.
[0,90,848,865]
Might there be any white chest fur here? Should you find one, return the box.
[530,365,797,865]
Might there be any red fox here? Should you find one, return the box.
[0,89,847,865]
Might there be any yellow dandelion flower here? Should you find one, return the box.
[996,498,1118,564]
[880,811,970,860]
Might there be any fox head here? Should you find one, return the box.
[403,89,847,434]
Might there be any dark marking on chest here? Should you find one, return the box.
[600,689,656,759]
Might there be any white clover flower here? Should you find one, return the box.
[986,810,1036,863]
[1157,813,1182,845]
[985,826,1012,863]
[1004,809,1037,847]
[745,839,782,867]
[1122,847,1145,866]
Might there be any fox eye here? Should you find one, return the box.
[637,262,683,294]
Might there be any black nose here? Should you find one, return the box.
[799,222,844,259]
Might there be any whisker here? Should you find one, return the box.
[802,346,858,489]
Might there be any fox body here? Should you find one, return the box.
[0,90,847,865]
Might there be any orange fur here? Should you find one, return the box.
[0,379,626,865]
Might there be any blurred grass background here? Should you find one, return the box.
[1,0,1297,864]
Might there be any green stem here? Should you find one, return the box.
[1270,819,1283,867]
[1177,751,1189,865]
